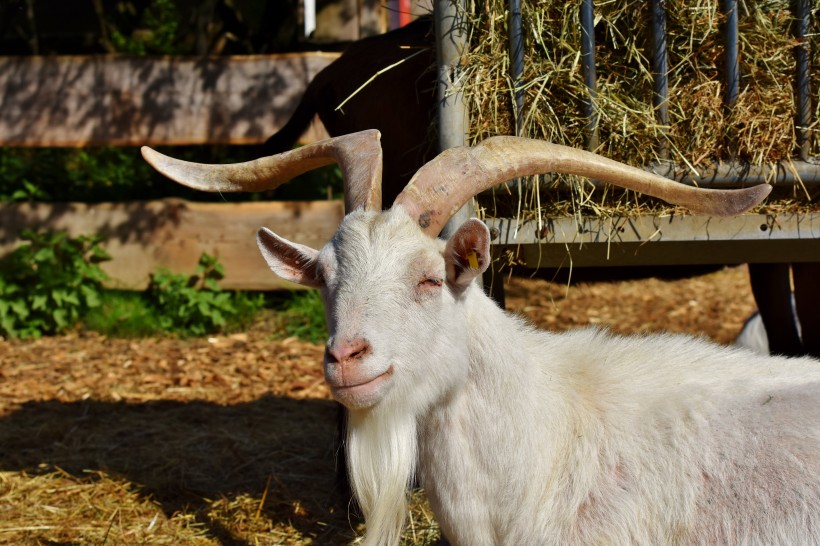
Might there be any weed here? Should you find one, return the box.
[0,147,342,204]
[146,253,265,337]
[82,291,163,338]
[273,290,328,344]
[0,231,110,339]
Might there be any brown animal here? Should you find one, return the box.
[261,16,436,206]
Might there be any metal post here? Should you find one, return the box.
[793,0,812,160]
[722,0,739,107]
[509,0,525,135]
[650,0,669,161]
[580,0,598,151]
[435,0,470,240]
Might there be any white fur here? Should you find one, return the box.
[258,208,820,546]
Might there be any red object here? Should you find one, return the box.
[399,0,412,27]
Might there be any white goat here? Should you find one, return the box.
[143,130,819,546]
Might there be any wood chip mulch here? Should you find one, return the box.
[0,265,757,545]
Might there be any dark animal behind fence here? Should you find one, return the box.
[261,16,437,207]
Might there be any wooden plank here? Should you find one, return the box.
[7,200,817,290]
[314,0,385,41]
[0,54,337,147]
[486,213,820,268]
[0,200,344,290]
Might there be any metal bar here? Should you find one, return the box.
[722,0,739,106]
[650,0,669,160]
[304,0,317,37]
[646,159,820,188]
[793,0,812,160]
[435,0,471,241]
[580,0,599,151]
[523,160,820,192]
[486,213,820,268]
[509,0,525,135]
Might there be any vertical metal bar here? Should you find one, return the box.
[793,0,812,160]
[722,0,739,107]
[650,0,669,161]
[387,0,399,30]
[436,0,493,297]
[435,0,471,240]
[509,0,525,136]
[304,0,317,37]
[580,0,599,151]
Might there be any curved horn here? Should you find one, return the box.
[141,129,383,212]
[393,136,773,237]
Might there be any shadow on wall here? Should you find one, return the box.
[0,199,344,290]
[0,54,335,147]
[0,200,185,248]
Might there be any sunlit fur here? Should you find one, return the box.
[259,208,820,546]
[313,210,468,546]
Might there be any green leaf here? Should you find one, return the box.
[52,308,68,329]
[33,247,56,263]
[10,300,29,320]
[64,291,81,307]
[31,294,48,310]
[204,278,222,292]
[81,285,102,308]
[51,288,66,306]
[90,245,112,263]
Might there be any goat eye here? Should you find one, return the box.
[418,277,442,288]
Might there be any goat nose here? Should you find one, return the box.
[327,338,371,364]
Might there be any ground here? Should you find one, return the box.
[0,265,758,545]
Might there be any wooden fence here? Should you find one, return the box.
[0,199,344,290]
[0,54,341,290]
[2,53,818,291]
[0,54,335,147]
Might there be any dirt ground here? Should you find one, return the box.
[0,265,758,545]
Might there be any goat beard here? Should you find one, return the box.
[346,406,418,546]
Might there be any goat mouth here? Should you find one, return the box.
[330,366,394,406]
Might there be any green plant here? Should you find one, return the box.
[5,180,50,202]
[81,290,163,338]
[109,0,181,56]
[0,146,343,204]
[0,147,157,203]
[147,253,264,336]
[274,290,328,343]
[0,231,111,339]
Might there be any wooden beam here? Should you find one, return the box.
[0,200,344,290]
[0,54,337,147]
[487,213,820,268]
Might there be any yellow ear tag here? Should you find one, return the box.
[467,250,479,269]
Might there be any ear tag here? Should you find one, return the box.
[467,250,479,269]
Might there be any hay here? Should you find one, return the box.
[462,0,820,218]
[0,267,761,545]
[0,327,442,545]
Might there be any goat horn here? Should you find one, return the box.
[393,137,773,237]
[141,129,383,212]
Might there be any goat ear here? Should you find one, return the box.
[257,227,323,288]
[444,218,491,292]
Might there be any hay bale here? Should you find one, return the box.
[462,0,816,216]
